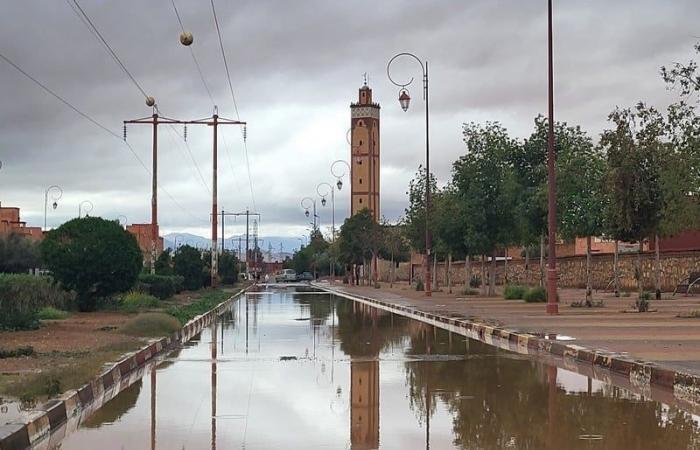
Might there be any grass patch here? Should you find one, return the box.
[523,286,547,303]
[0,346,34,359]
[37,307,70,320]
[503,285,527,300]
[120,313,181,337]
[120,291,160,313]
[167,289,229,325]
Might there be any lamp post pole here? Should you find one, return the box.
[43,185,63,232]
[318,182,336,280]
[546,0,559,314]
[387,52,432,297]
[301,197,318,232]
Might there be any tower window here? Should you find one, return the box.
[359,178,362,184]
[359,140,363,146]
[359,198,363,204]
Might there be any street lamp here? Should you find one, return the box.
[301,197,319,231]
[43,185,63,231]
[545,0,559,314]
[387,52,432,297]
[318,181,337,281]
[78,200,94,219]
[116,215,128,228]
[331,160,350,191]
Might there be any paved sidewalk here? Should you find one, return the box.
[330,282,700,376]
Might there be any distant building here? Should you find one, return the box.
[0,204,43,241]
[350,79,381,220]
[126,223,163,266]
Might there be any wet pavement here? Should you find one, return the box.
[50,287,700,449]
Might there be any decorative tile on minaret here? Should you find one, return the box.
[350,78,380,220]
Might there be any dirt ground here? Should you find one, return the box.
[333,281,700,376]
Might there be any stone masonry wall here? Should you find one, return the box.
[377,251,700,291]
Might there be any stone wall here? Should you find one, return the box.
[377,251,700,291]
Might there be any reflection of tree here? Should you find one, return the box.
[405,327,700,449]
[292,292,333,324]
[82,379,142,428]
[335,299,408,357]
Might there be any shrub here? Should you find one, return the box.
[137,274,182,299]
[167,289,229,325]
[0,346,34,359]
[415,279,425,291]
[0,233,40,273]
[523,286,547,303]
[503,285,527,300]
[41,217,143,311]
[173,245,206,290]
[120,313,181,337]
[0,274,73,330]
[37,307,69,320]
[120,291,159,313]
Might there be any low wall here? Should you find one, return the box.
[377,251,700,291]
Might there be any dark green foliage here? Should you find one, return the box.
[173,245,206,290]
[120,313,181,337]
[154,249,174,275]
[415,279,424,291]
[36,307,69,320]
[523,286,547,303]
[41,217,142,311]
[119,291,159,313]
[503,285,527,300]
[218,250,239,284]
[0,346,34,359]
[0,233,41,273]
[403,167,437,254]
[137,274,183,299]
[167,289,229,325]
[337,209,382,270]
[0,274,73,330]
[470,275,481,288]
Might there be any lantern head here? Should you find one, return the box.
[321,198,327,207]
[52,201,58,210]
[399,89,411,112]
[305,210,310,218]
[336,179,343,191]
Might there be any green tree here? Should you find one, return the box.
[432,187,467,292]
[218,250,239,284]
[41,216,142,311]
[338,208,382,285]
[0,233,41,273]
[454,122,519,295]
[173,245,205,290]
[378,219,410,288]
[155,249,174,275]
[601,104,664,305]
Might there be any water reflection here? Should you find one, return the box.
[54,287,700,450]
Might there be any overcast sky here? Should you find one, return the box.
[1,1,698,239]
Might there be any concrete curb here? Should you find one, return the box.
[315,283,700,413]
[0,286,250,450]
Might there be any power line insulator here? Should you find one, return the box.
[243,125,247,142]
[123,124,127,141]
[180,31,193,46]
[146,96,155,107]
[183,124,187,142]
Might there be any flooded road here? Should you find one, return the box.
[59,287,700,449]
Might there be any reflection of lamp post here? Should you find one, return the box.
[44,185,63,231]
[78,200,93,218]
[331,160,350,192]
[387,52,432,297]
[301,197,319,231]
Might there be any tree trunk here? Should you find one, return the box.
[636,242,643,298]
[489,249,497,296]
[372,253,379,288]
[539,234,545,287]
[433,254,438,291]
[390,252,394,288]
[447,253,452,294]
[464,255,471,291]
[585,236,592,306]
[525,246,530,286]
[480,254,487,296]
[613,240,620,297]
[504,248,509,285]
[655,234,661,300]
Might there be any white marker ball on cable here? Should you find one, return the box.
[145,96,155,107]
[180,31,194,46]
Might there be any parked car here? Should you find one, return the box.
[298,272,313,282]
[274,269,297,283]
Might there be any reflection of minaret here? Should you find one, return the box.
[350,360,379,449]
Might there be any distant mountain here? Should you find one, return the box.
[163,233,303,261]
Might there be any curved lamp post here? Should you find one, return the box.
[78,200,94,218]
[387,52,432,297]
[116,215,128,228]
[331,160,351,192]
[318,181,337,281]
[44,185,63,231]
[301,197,319,231]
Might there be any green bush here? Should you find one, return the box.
[415,279,425,291]
[523,286,547,303]
[37,307,70,320]
[0,346,34,359]
[469,276,481,288]
[503,284,527,300]
[120,291,159,313]
[173,245,206,290]
[120,313,181,337]
[0,274,73,330]
[41,217,143,311]
[137,274,184,299]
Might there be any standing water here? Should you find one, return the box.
[55,287,699,449]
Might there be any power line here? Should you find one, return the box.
[0,50,207,225]
[210,0,257,211]
[69,0,150,100]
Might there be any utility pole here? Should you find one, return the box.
[221,209,225,254]
[124,112,183,274]
[546,0,559,314]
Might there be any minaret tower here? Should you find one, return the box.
[350,76,380,220]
